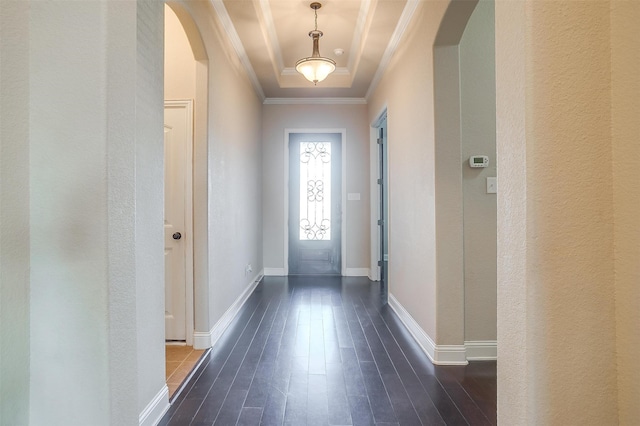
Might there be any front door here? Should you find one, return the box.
[164,100,192,341]
[288,133,342,275]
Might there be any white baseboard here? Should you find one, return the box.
[345,268,370,277]
[193,330,213,350]
[263,267,286,276]
[139,385,169,426]
[193,271,263,350]
[388,293,468,365]
[433,344,468,365]
[264,267,371,277]
[465,340,497,360]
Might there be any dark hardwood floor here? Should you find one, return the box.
[159,276,496,426]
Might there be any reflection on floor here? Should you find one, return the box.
[160,276,497,425]
[166,345,206,399]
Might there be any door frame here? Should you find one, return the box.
[284,128,347,276]
[164,99,195,346]
[370,108,388,282]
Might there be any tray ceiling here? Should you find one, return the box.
[215,0,418,100]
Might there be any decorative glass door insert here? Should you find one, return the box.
[288,133,341,275]
[299,141,332,240]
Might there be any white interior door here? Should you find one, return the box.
[164,100,193,342]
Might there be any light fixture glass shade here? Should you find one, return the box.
[295,57,336,84]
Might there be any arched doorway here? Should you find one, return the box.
[431,0,497,362]
[164,1,210,399]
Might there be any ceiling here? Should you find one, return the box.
[213,0,419,100]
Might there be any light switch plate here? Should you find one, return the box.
[486,177,497,194]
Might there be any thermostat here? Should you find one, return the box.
[469,155,489,168]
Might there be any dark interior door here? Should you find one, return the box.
[289,133,342,275]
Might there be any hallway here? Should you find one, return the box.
[159,277,496,425]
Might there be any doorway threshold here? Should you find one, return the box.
[166,345,210,401]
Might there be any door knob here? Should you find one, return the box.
[172,232,182,240]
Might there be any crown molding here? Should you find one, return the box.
[365,0,420,100]
[263,97,367,105]
[257,0,285,71]
[210,0,266,100]
[347,0,371,74]
[209,0,418,101]
[347,0,373,72]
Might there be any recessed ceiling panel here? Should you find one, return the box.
[222,0,413,99]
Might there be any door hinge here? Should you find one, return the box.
[377,260,383,267]
[377,138,383,145]
[377,178,382,185]
[377,219,384,226]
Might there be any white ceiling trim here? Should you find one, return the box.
[259,0,372,83]
[347,0,373,72]
[210,0,266,100]
[257,0,285,72]
[365,0,420,100]
[263,97,367,105]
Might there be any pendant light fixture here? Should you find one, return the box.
[295,2,336,85]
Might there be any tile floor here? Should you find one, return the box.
[166,345,206,398]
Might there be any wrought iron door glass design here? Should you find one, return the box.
[299,141,331,240]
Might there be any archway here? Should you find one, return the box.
[433,0,497,362]
[163,1,210,397]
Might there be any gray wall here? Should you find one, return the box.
[368,2,450,340]
[199,2,264,328]
[176,0,264,332]
[368,0,496,352]
[0,1,166,423]
[0,1,30,424]
[262,103,370,274]
[460,0,497,342]
[0,0,263,423]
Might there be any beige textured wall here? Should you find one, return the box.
[529,2,617,422]
[495,0,528,422]
[262,103,370,272]
[611,1,640,424]
[497,1,623,423]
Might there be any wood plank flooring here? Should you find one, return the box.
[159,276,496,425]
